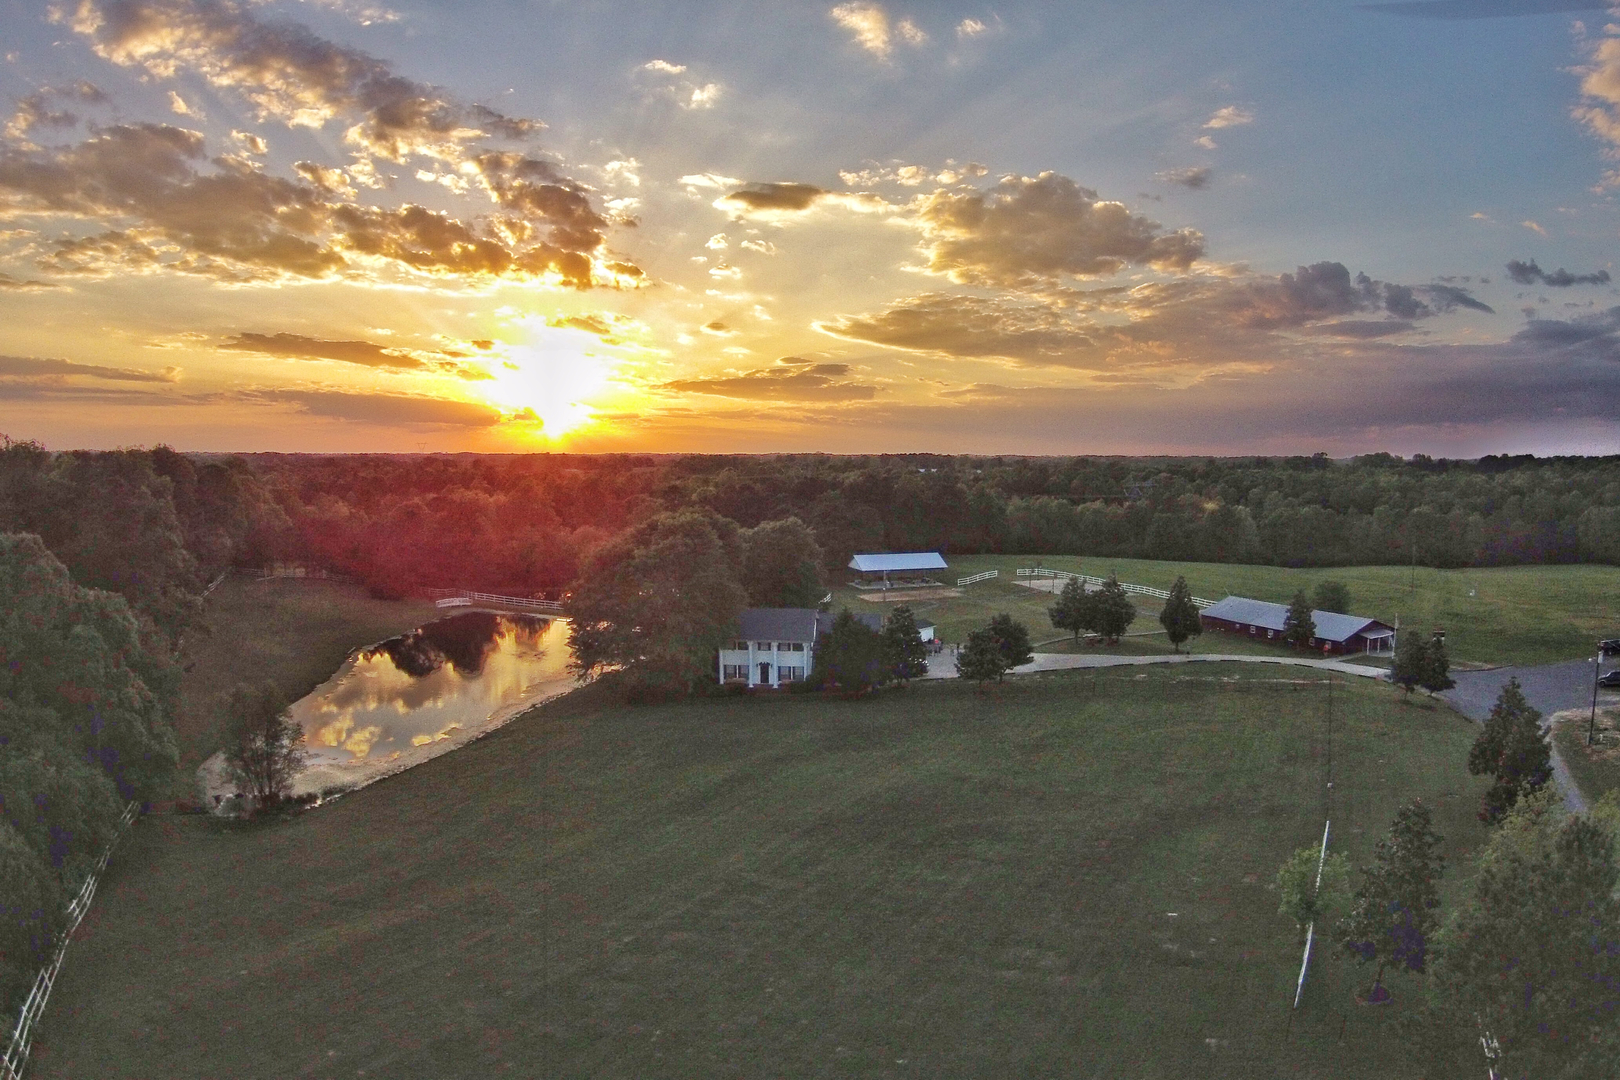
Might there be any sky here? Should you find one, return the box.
[2,0,1619,456]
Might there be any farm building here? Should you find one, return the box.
[848,551,948,587]
[1198,596,1395,655]
[719,608,927,687]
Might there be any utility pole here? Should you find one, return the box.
[1592,645,1603,747]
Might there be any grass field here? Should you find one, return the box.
[37,667,1491,1078]
[172,576,438,783]
[832,554,1620,666]
[1554,706,1620,805]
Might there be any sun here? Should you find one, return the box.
[478,339,608,439]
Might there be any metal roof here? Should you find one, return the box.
[847,552,948,573]
[1199,595,1386,643]
[738,608,820,642]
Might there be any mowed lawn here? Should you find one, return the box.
[36,668,1490,1079]
[831,554,1620,666]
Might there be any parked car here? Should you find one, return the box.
[1600,669,1620,689]
[1602,638,1620,656]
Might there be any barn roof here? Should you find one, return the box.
[738,608,819,642]
[1199,595,1387,644]
[848,552,948,573]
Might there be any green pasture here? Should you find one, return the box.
[172,576,438,780]
[832,554,1620,666]
[1554,706,1620,805]
[38,667,1490,1079]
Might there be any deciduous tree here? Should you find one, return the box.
[1312,580,1351,614]
[1404,791,1620,1078]
[1047,576,1093,642]
[1339,799,1446,1002]
[986,613,1034,672]
[740,516,825,608]
[1391,629,1427,697]
[567,511,749,695]
[1273,843,1350,940]
[813,609,887,694]
[1158,575,1202,653]
[222,682,307,810]
[955,628,1007,688]
[1092,574,1136,643]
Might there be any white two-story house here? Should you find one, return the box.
[718,607,886,688]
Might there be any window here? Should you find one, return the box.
[1267,629,1274,639]
[779,641,804,652]
[730,640,748,651]
[722,664,746,681]
[754,641,773,651]
[778,665,805,683]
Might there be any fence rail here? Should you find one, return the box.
[3,802,139,1080]
[427,588,565,614]
[956,570,1000,586]
[1292,819,1332,1010]
[1015,568,1215,608]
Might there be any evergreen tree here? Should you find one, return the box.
[1158,575,1203,654]
[1405,791,1620,1077]
[1339,799,1446,1002]
[1047,576,1093,642]
[986,613,1034,673]
[1281,589,1316,649]
[1391,628,1426,696]
[1312,580,1351,614]
[881,605,929,685]
[811,609,887,694]
[1418,636,1455,695]
[1467,677,1553,824]
[1092,574,1136,643]
[955,628,1007,688]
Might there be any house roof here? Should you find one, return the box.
[848,552,948,573]
[1199,595,1387,643]
[738,608,820,642]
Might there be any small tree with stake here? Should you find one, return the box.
[1158,575,1203,654]
[1281,590,1316,649]
[1467,677,1552,824]
[1339,799,1445,1003]
[882,605,929,686]
[222,681,307,812]
[1048,576,1093,643]
[1273,843,1351,940]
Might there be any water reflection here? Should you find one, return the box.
[289,613,572,765]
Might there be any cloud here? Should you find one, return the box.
[643,59,686,74]
[220,331,429,368]
[257,388,504,426]
[0,353,180,381]
[5,81,107,139]
[1505,258,1611,287]
[0,121,630,286]
[1203,106,1253,129]
[0,272,60,291]
[830,3,901,58]
[662,359,878,401]
[1507,306,1620,361]
[715,182,889,221]
[1157,166,1212,190]
[61,0,539,163]
[911,172,1205,285]
[816,263,1493,372]
[1520,219,1547,235]
[956,17,988,38]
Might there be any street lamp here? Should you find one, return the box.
[1593,647,1604,748]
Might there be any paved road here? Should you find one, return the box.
[1443,659,1614,813]
[922,650,1387,680]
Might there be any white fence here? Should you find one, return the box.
[956,570,1000,586]
[1015,568,1215,608]
[1292,819,1332,1009]
[2,802,140,1080]
[428,589,565,614]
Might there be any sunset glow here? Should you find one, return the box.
[0,1,1617,455]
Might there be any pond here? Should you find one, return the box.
[199,611,575,805]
